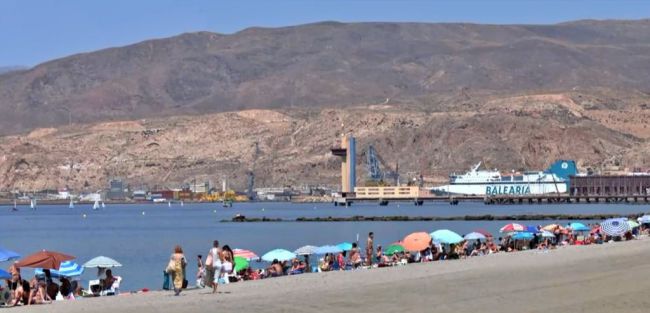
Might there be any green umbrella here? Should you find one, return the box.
[234,256,249,272]
[384,244,405,256]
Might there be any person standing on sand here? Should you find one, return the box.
[168,245,187,296]
[205,240,220,290]
[366,232,374,266]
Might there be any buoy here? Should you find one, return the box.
[82,214,87,218]
[213,210,217,213]
[142,211,146,215]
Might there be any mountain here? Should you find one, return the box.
[0,66,27,75]
[2,20,650,134]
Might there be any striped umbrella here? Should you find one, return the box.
[35,260,84,278]
[600,218,630,236]
[500,223,526,233]
[233,249,259,260]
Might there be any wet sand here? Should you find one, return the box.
[13,238,650,313]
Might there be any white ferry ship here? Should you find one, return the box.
[431,160,577,196]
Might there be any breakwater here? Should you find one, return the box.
[224,213,649,223]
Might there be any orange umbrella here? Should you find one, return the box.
[401,232,432,251]
[15,250,75,270]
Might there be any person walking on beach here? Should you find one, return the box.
[167,245,187,296]
[366,232,374,266]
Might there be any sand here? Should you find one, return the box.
[13,239,650,313]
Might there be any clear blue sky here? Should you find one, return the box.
[1,0,649,67]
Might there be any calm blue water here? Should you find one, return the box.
[1,202,647,291]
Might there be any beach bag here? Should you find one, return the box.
[162,271,172,290]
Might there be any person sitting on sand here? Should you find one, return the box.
[59,277,74,300]
[337,252,346,271]
[349,243,362,268]
[28,278,51,305]
[320,254,332,272]
[102,269,116,291]
[289,259,303,275]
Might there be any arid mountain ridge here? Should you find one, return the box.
[1,20,650,190]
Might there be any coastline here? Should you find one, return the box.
[12,238,650,313]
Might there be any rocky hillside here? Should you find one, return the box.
[2,89,650,191]
[2,20,650,134]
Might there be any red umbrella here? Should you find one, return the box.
[15,250,75,270]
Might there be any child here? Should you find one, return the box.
[196,255,205,288]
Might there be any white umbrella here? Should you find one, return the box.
[83,256,122,268]
[293,245,319,256]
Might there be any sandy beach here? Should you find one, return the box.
[13,238,650,313]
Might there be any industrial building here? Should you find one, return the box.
[569,175,650,196]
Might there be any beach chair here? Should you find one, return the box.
[87,279,102,296]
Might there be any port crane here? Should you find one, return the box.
[365,145,399,186]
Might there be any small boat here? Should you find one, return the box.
[222,199,233,208]
[92,200,100,210]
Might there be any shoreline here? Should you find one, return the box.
[12,238,650,313]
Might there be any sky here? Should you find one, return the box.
[1,0,649,67]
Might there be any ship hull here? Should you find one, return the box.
[431,182,566,196]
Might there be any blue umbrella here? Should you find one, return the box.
[261,249,296,262]
[35,260,84,278]
[569,222,590,232]
[0,247,20,262]
[430,229,464,244]
[600,218,630,237]
[463,232,486,241]
[315,245,343,255]
[336,242,353,251]
[525,226,541,233]
[512,232,534,240]
[0,269,10,279]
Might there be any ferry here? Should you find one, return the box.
[431,160,577,196]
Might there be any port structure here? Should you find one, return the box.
[331,135,356,195]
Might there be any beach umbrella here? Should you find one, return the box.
[540,231,556,238]
[464,232,487,241]
[600,218,630,237]
[542,224,562,231]
[627,220,640,229]
[474,229,493,237]
[384,244,405,256]
[234,256,249,272]
[638,215,650,224]
[0,247,20,262]
[82,256,122,268]
[569,222,590,232]
[15,250,75,270]
[402,232,432,251]
[233,249,259,260]
[336,242,353,251]
[35,260,84,278]
[500,223,526,233]
[525,225,541,233]
[430,229,464,244]
[314,245,343,255]
[511,232,534,240]
[294,245,319,256]
[0,269,10,280]
[261,249,296,262]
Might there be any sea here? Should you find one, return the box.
[2,201,648,291]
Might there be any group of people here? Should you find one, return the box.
[166,240,235,296]
[2,263,89,306]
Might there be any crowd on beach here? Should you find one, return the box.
[3,217,648,306]
[164,218,650,297]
